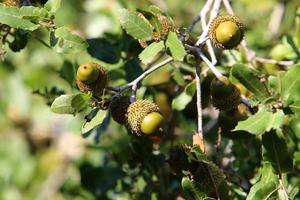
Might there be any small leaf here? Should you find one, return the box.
[51,93,91,115]
[289,101,300,116]
[246,163,279,200]
[125,58,143,82]
[166,31,186,61]
[87,38,119,64]
[0,5,44,31]
[262,130,293,174]
[172,81,196,111]
[234,108,284,136]
[118,9,153,40]
[53,27,88,54]
[138,41,164,64]
[231,63,269,102]
[280,64,300,105]
[171,69,185,86]
[44,0,61,13]
[81,110,108,134]
[60,60,75,87]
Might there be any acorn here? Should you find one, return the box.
[209,15,244,49]
[210,77,241,111]
[218,104,253,139]
[76,63,107,96]
[126,99,164,135]
[110,96,130,125]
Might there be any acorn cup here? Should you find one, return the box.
[210,77,241,111]
[126,99,164,135]
[2,0,19,6]
[209,15,244,49]
[110,96,131,125]
[76,63,108,96]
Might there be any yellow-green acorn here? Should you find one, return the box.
[210,77,241,111]
[126,99,164,135]
[110,96,130,125]
[76,63,107,96]
[209,15,244,49]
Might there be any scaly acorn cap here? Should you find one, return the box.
[2,0,19,6]
[209,15,244,49]
[76,63,108,96]
[126,99,161,135]
[210,77,241,111]
[110,96,131,125]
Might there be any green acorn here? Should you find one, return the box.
[76,63,107,96]
[110,96,130,125]
[210,77,241,111]
[126,99,164,135]
[209,15,244,49]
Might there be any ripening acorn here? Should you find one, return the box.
[76,63,108,96]
[218,104,253,139]
[110,96,130,125]
[209,15,244,49]
[210,77,241,111]
[126,99,164,135]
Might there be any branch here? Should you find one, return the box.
[254,57,294,66]
[268,1,285,37]
[118,56,173,100]
[200,0,217,65]
[197,49,224,78]
[196,0,222,46]
[195,58,203,137]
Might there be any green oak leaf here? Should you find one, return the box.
[231,63,269,102]
[234,108,284,136]
[51,93,91,115]
[280,64,300,106]
[172,81,195,111]
[118,9,153,40]
[52,27,88,54]
[138,41,164,64]
[166,31,186,61]
[262,129,293,174]
[246,163,279,200]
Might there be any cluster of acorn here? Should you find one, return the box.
[76,63,164,136]
[75,15,246,137]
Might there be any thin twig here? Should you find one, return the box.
[268,1,285,37]
[196,0,222,46]
[255,57,294,66]
[195,58,203,138]
[197,49,224,78]
[200,0,217,64]
[120,57,173,98]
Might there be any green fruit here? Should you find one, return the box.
[140,112,164,135]
[209,15,244,49]
[216,21,241,47]
[110,96,131,125]
[76,63,99,84]
[76,63,107,96]
[126,99,163,135]
[210,78,241,111]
